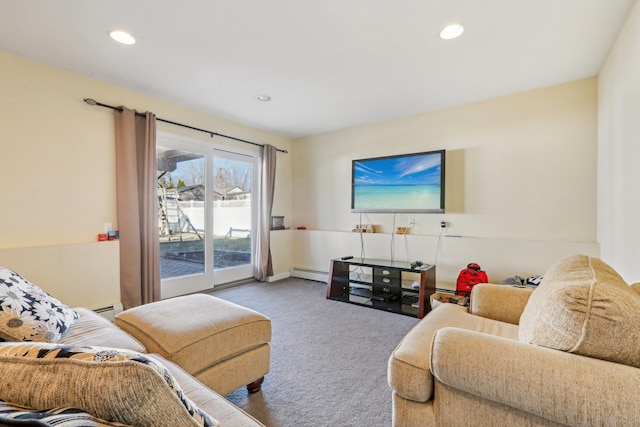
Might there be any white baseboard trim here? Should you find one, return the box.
[290,267,329,283]
[267,272,291,282]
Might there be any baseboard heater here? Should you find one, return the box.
[93,303,124,321]
[290,267,329,283]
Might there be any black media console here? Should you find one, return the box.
[326,258,436,318]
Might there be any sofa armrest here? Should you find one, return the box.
[388,304,519,404]
[469,284,534,324]
[431,327,640,426]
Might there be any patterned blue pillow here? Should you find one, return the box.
[0,400,131,426]
[0,267,79,342]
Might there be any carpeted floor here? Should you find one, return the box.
[211,277,420,427]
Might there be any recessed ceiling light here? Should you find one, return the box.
[440,24,464,40]
[109,30,136,45]
[256,95,271,102]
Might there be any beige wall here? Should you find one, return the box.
[598,0,640,283]
[0,51,293,307]
[292,79,600,286]
[4,36,628,299]
[0,242,120,309]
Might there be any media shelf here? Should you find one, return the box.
[326,258,436,318]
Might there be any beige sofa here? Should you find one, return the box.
[0,266,269,426]
[388,254,640,426]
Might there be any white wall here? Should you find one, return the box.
[292,79,600,287]
[598,0,640,284]
[0,51,294,306]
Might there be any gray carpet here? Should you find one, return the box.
[211,277,420,427]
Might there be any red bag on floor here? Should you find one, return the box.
[456,263,488,296]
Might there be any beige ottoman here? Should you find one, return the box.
[114,293,271,396]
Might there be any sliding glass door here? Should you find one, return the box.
[157,133,257,298]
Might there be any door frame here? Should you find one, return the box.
[157,132,260,299]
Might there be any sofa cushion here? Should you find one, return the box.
[59,308,146,353]
[0,267,78,343]
[147,354,265,427]
[0,400,131,426]
[519,254,640,368]
[0,342,219,427]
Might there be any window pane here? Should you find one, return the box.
[157,148,205,279]
[213,157,252,269]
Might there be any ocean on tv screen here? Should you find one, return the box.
[353,184,441,210]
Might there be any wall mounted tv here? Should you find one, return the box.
[351,149,445,213]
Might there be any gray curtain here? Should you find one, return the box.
[254,144,277,281]
[114,107,161,309]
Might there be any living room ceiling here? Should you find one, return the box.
[0,0,634,138]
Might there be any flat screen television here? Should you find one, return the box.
[351,149,445,213]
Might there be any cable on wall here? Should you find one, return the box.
[83,98,288,154]
[359,212,366,260]
[390,213,397,262]
[403,219,410,262]
[345,213,366,282]
[434,227,444,266]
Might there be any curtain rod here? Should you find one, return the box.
[83,98,288,154]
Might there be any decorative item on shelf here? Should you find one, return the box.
[271,216,285,230]
[352,224,376,233]
[98,231,119,241]
[396,227,408,235]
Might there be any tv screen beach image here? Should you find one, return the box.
[352,151,443,212]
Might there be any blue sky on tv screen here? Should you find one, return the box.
[354,152,441,186]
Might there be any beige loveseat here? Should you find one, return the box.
[0,266,270,426]
[388,254,640,426]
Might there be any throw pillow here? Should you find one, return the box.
[0,399,131,427]
[0,342,219,427]
[0,267,78,342]
[519,254,640,368]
